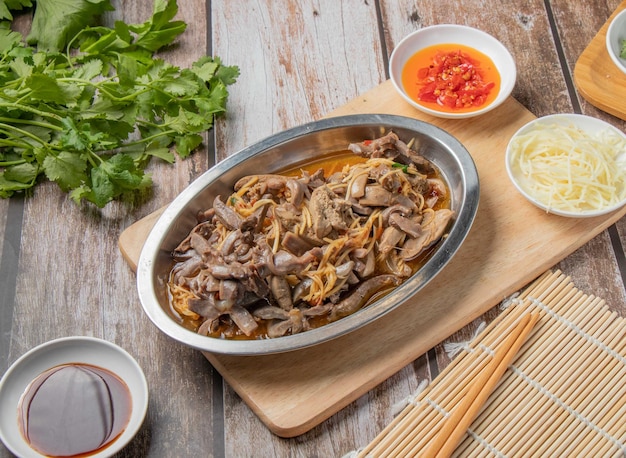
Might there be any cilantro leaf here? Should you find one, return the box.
[174,134,202,158]
[0,27,23,52]
[0,172,36,196]
[3,161,38,184]
[25,73,71,104]
[27,0,114,51]
[42,151,87,191]
[0,0,32,21]
[89,154,152,206]
[130,0,186,52]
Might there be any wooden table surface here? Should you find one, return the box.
[2,1,626,457]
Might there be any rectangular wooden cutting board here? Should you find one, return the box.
[119,80,626,437]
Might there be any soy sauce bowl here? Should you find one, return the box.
[0,337,148,458]
[389,24,516,119]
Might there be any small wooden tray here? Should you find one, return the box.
[119,81,626,437]
[574,1,626,120]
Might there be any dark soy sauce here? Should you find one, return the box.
[18,363,132,457]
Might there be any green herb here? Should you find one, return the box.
[0,0,239,207]
[391,162,409,173]
[621,38,626,59]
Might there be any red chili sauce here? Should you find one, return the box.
[17,363,132,457]
[401,43,501,114]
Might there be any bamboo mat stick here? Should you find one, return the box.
[469,372,536,443]
[418,312,540,458]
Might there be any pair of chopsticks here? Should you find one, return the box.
[420,311,541,458]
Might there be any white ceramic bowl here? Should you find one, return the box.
[389,24,516,119]
[0,337,148,458]
[606,8,626,75]
[505,113,626,218]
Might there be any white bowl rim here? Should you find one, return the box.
[505,113,626,218]
[0,336,148,458]
[389,24,517,119]
[605,9,626,76]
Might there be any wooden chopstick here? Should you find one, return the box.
[419,311,540,458]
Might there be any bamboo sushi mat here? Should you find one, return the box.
[355,270,626,457]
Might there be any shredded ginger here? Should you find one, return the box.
[508,122,626,213]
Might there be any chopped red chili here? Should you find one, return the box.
[416,50,495,109]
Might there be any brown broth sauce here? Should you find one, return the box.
[171,151,451,339]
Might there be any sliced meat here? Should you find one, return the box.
[393,136,435,175]
[348,131,397,158]
[267,309,306,338]
[359,185,394,207]
[213,195,242,230]
[400,209,455,260]
[253,305,289,320]
[234,174,288,192]
[378,226,404,255]
[269,275,293,310]
[329,275,401,321]
[269,247,322,276]
[349,172,368,199]
[188,297,221,319]
[282,231,318,256]
[286,179,306,206]
[228,304,258,336]
[389,213,423,238]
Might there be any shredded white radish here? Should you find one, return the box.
[508,122,626,213]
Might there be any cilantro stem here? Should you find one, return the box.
[86,152,101,167]
[122,129,178,147]
[0,122,51,147]
[0,102,64,123]
[0,158,27,166]
[57,77,151,102]
[0,117,62,131]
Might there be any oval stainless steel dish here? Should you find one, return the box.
[136,114,479,355]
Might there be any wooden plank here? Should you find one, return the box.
[3,3,222,458]
[210,1,389,454]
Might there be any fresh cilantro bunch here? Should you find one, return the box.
[0,0,239,207]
